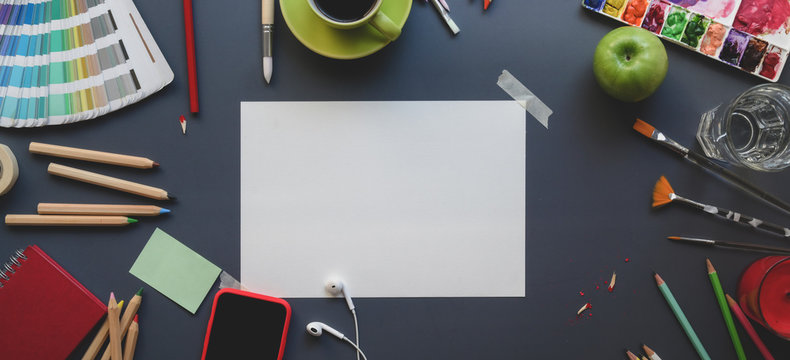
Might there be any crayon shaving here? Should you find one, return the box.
[179,115,187,134]
[608,272,616,292]
[577,302,592,315]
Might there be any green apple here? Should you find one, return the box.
[593,26,668,102]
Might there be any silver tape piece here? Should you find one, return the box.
[496,70,552,129]
[218,270,247,290]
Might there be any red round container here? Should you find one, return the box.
[737,256,790,340]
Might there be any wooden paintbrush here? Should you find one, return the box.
[653,176,790,238]
[634,119,790,217]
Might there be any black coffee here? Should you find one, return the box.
[314,0,377,22]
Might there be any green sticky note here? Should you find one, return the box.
[129,228,221,314]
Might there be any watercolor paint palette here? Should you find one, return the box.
[0,0,173,128]
[582,0,790,82]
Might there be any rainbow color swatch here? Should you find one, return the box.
[0,0,173,127]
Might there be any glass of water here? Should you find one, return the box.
[697,84,790,172]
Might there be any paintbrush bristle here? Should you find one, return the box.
[652,175,675,207]
[633,119,656,138]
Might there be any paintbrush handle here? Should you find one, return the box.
[678,197,790,238]
[686,151,790,217]
[718,240,790,254]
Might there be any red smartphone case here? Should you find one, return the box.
[201,288,291,360]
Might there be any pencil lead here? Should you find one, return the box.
[136,287,144,296]
[160,208,171,214]
[127,218,138,224]
[167,194,177,200]
[110,292,116,301]
[118,300,125,309]
[152,162,160,167]
[133,314,139,323]
[706,258,716,274]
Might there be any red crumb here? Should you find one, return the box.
[625,258,630,262]
[579,291,584,296]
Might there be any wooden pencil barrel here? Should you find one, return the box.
[5,215,132,226]
[30,142,156,168]
[47,163,170,200]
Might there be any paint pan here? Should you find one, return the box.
[582,0,790,81]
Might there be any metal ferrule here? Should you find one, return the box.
[262,24,273,57]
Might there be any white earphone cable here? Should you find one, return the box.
[352,308,360,360]
[343,336,368,360]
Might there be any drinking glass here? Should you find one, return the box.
[697,84,790,171]
[737,256,790,340]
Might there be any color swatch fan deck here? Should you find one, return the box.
[583,0,790,81]
[0,0,173,128]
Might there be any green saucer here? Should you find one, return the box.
[281,0,412,60]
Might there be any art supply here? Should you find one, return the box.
[698,83,790,171]
[99,288,143,360]
[608,271,616,292]
[0,0,173,128]
[5,215,138,226]
[180,115,187,134]
[706,259,747,360]
[430,0,460,35]
[82,301,124,360]
[634,119,790,216]
[626,349,639,360]
[29,142,159,169]
[654,273,711,360]
[484,0,492,10]
[0,245,106,360]
[48,163,174,200]
[279,0,411,59]
[582,0,790,81]
[184,0,199,113]
[497,70,553,128]
[123,315,139,360]
[642,344,662,360]
[38,203,169,216]
[668,236,790,254]
[0,144,19,195]
[241,101,525,298]
[129,228,221,313]
[107,292,122,360]
[577,302,592,315]
[737,256,790,340]
[726,294,776,360]
[653,175,790,238]
[262,0,274,84]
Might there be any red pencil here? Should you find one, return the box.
[183,0,199,113]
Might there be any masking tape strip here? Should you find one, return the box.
[497,70,552,129]
[0,144,18,196]
[218,270,247,290]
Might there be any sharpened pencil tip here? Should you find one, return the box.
[152,162,160,167]
[160,208,171,214]
[136,287,144,296]
[127,218,138,224]
[133,314,139,323]
[110,292,115,301]
[167,194,177,200]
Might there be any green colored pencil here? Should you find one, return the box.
[706,259,747,360]
[654,272,711,360]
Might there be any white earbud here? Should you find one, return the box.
[306,321,345,340]
[326,278,355,311]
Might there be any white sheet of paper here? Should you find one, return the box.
[240,101,526,298]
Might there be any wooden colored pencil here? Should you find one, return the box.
[107,293,123,360]
[48,163,175,200]
[123,315,139,360]
[81,301,123,360]
[726,294,776,360]
[5,215,138,226]
[38,203,170,216]
[641,356,649,360]
[706,259,747,360]
[654,273,711,360]
[29,142,159,169]
[642,344,662,360]
[626,350,639,360]
[101,289,143,360]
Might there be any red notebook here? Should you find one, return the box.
[0,245,106,359]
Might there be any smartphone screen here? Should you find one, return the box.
[202,289,291,360]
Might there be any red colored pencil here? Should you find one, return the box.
[183,0,199,113]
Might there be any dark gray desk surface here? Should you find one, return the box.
[1,1,790,359]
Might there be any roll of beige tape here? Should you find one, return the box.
[0,144,19,195]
